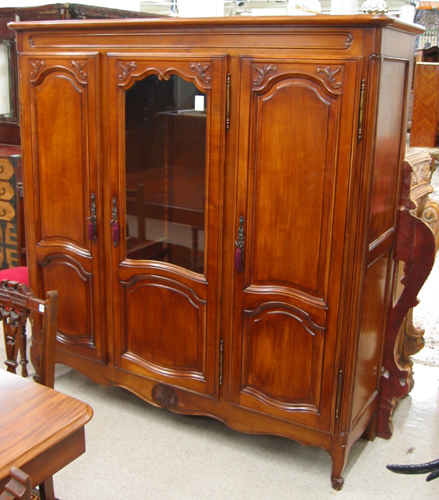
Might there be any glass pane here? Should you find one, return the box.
[125,74,206,274]
[0,43,11,116]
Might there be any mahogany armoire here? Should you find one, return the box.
[11,15,422,489]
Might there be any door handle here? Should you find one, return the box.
[234,215,244,272]
[87,192,97,240]
[110,197,120,247]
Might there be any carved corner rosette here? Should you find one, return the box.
[71,60,88,82]
[152,384,179,410]
[190,63,211,87]
[29,60,45,80]
[253,64,277,88]
[316,66,342,90]
[118,61,138,83]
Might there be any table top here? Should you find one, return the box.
[0,369,93,481]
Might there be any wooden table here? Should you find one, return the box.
[0,369,93,495]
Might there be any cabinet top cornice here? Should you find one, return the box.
[9,14,423,35]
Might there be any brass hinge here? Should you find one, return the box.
[219,339,224,386]
[357,80,365,141]
[225,73,231,131]
[335,369,343,419]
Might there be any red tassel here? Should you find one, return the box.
[88,221,95,240]
[234,248,243,271]
[112,221,120,245]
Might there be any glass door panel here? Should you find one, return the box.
[125,74,206,274]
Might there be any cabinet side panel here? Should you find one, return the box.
[368,59,408,246]
[351,253,391,425]
[352,55,409,431]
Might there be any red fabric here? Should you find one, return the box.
[0,267,29,287]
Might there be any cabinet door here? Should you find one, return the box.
[231,58,359,430]
[109,55,226,397]
[20,54,105,361]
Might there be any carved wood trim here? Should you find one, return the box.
[29,60,45,79]
[71,60,88,81]
[316,66,342,89]
[117,60,213,90]
[253,64,277,87]
[29,58,90,85]
[190,63,211,84]
[118,61,138,82]
[152,384,179,409]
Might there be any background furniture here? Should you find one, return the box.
[12,15,421,489]
[376,156,438,438]
[396,147,439,384]
[0,369,92,500]
[378,147,439,437]
[414,2,439,56]
[0,146,23,269]
[410,62,439,147]
[410,2,439,146]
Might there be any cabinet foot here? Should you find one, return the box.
[331,476,345,491]
[330,444,348,491]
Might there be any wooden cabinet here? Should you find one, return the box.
[12,15,421,489]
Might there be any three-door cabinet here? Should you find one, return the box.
[12,15,422,489]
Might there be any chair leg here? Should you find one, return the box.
[3,325,18,375]
[19,327,28,378]
[38,477,56,500]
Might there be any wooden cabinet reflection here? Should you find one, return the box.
[126,111,206,273]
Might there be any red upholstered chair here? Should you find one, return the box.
[0,267,29,287]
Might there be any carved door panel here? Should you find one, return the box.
[20,54,105,361]
[231,58,359,430]
[109,55,226,397]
